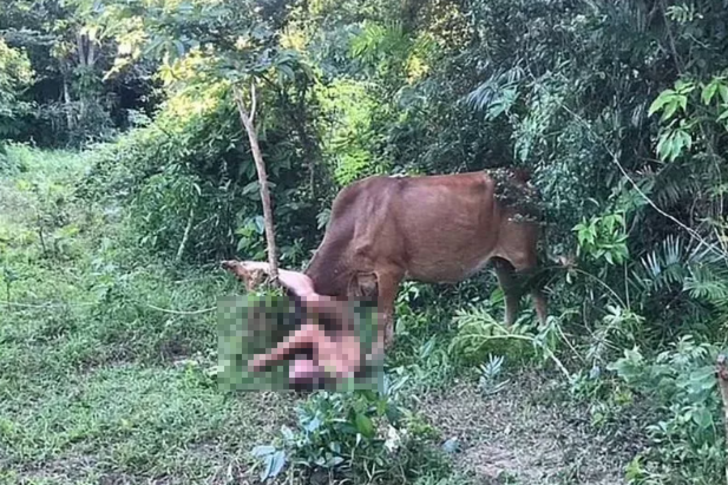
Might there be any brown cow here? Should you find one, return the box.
[303,169,547,352]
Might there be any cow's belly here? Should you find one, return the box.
[399,215,498,284]
[394,186,499,283]
[404,252,492,284]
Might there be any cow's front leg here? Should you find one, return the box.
[367,309,394,360]
[494,256,548,326]
[373,268,403,350]
[530,287,548,325]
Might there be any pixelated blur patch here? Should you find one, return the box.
[217,292,384,392]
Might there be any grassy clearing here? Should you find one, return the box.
[420,373,635,485]
[0,144,299,483]
[2,363,296,483]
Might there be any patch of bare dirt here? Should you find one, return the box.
[420,372,633,484]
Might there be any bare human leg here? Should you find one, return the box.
[248,320,361,381]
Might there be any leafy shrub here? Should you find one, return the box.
[609,337,725,484]
[575,211,630,266]
[449,304,566,375]
[83,81,319,264]
[251,384,450,484]
[316,79,392,187]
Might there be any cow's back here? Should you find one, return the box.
[393,172,504,282]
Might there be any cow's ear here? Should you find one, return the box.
[348,273,378,301]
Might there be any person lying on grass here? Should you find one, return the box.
[222,260,381,390]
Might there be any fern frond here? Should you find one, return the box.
[633,234,689,294]
[684,263,728,303]
[464,65,525,115]
[654,175,702,209]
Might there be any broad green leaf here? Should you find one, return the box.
[678,130,692,150]
[701,82,718,105]
[269,450,287,477]
[670,134,682,161]
[304,415,321,432]
[251,445,275,458]
[690,407,713,430]
[328,456,345,466]
[675,80,694,92]
[719,84,728,104]
[355,413,374,437]
[261,454,274,481]
[678,94,688,112]
[656,133,670,161]
[661,101,679,121]
[242,180,259,195]
[648,90,675,116]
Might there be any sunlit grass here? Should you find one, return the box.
[0,145,296,483]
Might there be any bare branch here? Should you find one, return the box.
[232,84,279,282]
[250,81,257,127]
[176,204,196,263]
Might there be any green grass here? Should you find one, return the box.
[0,144,483,484]
[0,144,459,484]
[0,144,299,483]
[1,363,295,483]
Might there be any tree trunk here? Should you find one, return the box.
[63,77,74,132]
[76,34,88,121]
[176,203,196,263]
[716,353,728,485]
[233,83,279,283]
[37,222,47,256]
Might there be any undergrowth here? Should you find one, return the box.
[0,145,286,483]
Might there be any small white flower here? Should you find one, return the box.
[384,425,401,453]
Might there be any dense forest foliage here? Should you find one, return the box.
[2,1,728,484]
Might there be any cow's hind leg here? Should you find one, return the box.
[530,283,547,325]
[494,254,548,326]
[493,258,522,326]
[515,259,548,326]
